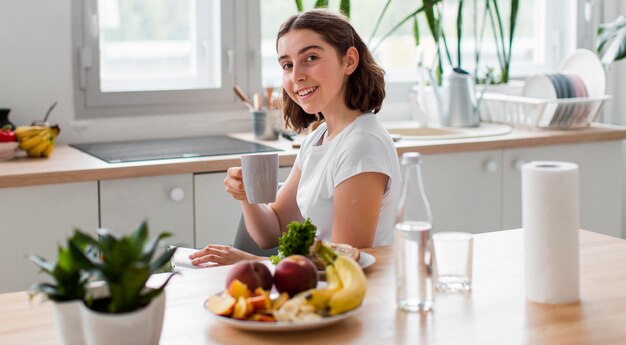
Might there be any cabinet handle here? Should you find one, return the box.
[170,188,185,202]
[514,159,527,172]
[485,160,498,173]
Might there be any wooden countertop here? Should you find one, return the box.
[2,229,626,344]
[1,123,625,188]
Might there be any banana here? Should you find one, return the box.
[41,135,56,157]
[304,265,343,312]
[14,126,46,140]
[327,256,367,316]
[27,139,50,157]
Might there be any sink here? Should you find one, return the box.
[386,122,512,140]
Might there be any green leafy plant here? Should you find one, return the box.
[270,218,317,264]
[294,0,351,18]
[77,221,177,314]
[29,232,94,301]
[370,0,518,85]
[597,15,626,65]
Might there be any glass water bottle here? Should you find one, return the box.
[395,152,434,312]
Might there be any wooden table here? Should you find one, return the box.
[2,229,626,344]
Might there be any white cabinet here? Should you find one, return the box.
[502,141,623,237]
[194,167,291,248]
[421,149,502,234]
[99,174,194,248]
[0,182,99,293]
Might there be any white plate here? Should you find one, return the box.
[358,252,376,269]
[203,297,361,332]
[560,49,606,97]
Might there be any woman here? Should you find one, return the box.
[190,9,401,266]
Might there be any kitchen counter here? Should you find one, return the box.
[1,123,625,188]
[2,229,626,344]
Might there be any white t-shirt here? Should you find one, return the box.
[295,113,401,246]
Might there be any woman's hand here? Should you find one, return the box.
[189,244,264,266]
[223,167,247,201]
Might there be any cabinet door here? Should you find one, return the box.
[502,141,623,237]
[100,174,194,248]
[0,182,99,293]
[194,167,291,247]
[421,150,502,234]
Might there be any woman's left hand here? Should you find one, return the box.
[189,244,263,266]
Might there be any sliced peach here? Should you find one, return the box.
[228,279,251,300]
[248,293,272,311]
[250,313,277,322]
[232,296,253,319]
[271,292,290,310]
[253,287,267,297]
[207,293,236,317]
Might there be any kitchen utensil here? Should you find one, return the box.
[31,101,58,126]
[233,86,254,110]
[265,87,274,110]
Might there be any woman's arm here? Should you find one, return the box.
[331,172,388,248]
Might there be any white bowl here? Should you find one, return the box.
[0,142,18,161]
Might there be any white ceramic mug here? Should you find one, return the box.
[241,152,279,204]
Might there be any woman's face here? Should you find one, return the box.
[277,29,354,116]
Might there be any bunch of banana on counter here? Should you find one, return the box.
[273,239,367,321]
[14,125,61,158]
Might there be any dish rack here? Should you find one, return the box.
[479,93,611,129]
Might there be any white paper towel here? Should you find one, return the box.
[522,161,580,304]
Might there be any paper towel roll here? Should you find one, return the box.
[522,161,580,304]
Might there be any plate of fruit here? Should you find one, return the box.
[204,242,366,332]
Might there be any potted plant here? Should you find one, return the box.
[30,232,94,345]
[76,221,177,345]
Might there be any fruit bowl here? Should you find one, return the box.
[0,142,18,161]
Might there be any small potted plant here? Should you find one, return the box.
[30,232,95,345]
[76,221,177,345]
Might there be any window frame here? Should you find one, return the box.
[71,0,261,119]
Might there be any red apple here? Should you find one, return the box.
[225,260,273,291]
[273,255,319,296]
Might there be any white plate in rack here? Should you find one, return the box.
[560,49,606,98]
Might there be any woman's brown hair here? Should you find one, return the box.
[276,9,386,132]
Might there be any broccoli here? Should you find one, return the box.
[270,218,317,265]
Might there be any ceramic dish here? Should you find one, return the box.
[203,293,362,332]
[522,73,558,126]
[358,252,376,270]
[560,49,606,98]
[0,142,18,161]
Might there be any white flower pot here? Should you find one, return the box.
[52,300,86,345]
[80,291,166,345]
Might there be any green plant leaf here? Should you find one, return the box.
[339,0,350,18]
[507,0,519,68]
[412,14,420,46]
[130,220,149,252]
[294,0,303,12]
[456,0,464,67]
[149,247,176,273]
[372,0,442,53]
[30,255,55,274]
[314,0,328,8]
[597,16,626,64]
[369,0,392,43]
[141,231,172,262]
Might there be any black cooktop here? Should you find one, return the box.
[71,135,281,163]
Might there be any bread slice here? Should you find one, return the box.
[309,241,361,270]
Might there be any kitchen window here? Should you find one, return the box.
[72,0,260,119]
[260,0,579,101]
